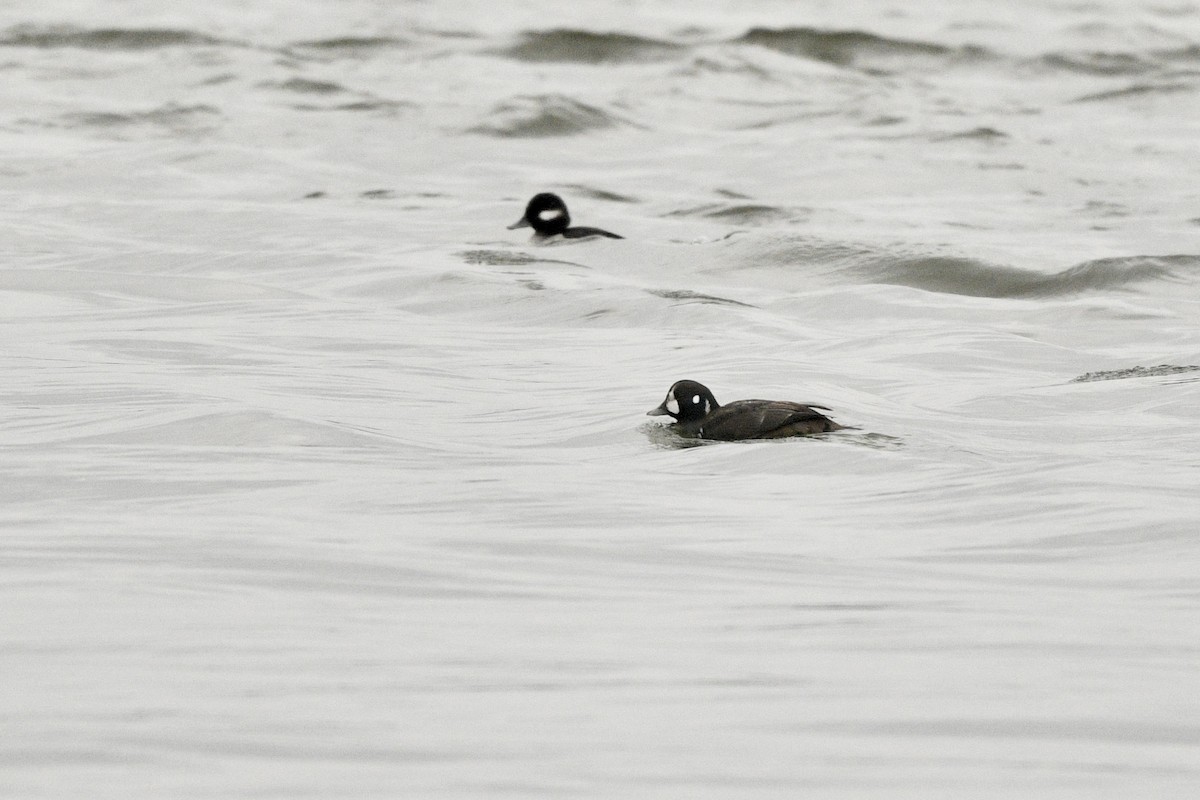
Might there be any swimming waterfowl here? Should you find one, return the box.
[648,379,842,440]
[507,192,623,241]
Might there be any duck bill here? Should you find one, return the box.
[507,217,531,230]
[647,404,671,417]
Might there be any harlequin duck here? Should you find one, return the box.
[507,192,623,241]
[648,380,842,440]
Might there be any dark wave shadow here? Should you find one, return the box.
[1036,51,1159,76]
[1070,364,1200,383]
[58,103,221,135]
[562,185,640,203]
[264,75,410,113]
[1072,82,1194,103]
[646,289,757,308]
[1034,43,1200,76]
[732,26,991,71]
[493,29,685,64]
[865,254,1194,298]
[264,77,348,95]
[933,126,1008,142]
[285,36,410,59]
[0,24,228,50]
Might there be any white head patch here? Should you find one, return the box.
[665,394,679,415]
[692,394,701,406]
[537,208,564,222]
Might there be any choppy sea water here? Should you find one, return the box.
[2,1,1199,797]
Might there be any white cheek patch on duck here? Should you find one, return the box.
[537,208,564,222]
[665,395,679,415]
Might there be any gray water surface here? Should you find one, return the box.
[2,1,1199,797]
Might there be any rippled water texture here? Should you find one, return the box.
[2,1,1199,797]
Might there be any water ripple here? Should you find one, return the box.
[1070,364,1200,383]
[667,202,802,226]
[0,24,228,50]
[494,29,685,64]
[1072,81,1195,102]
[732,26,991,71]
[468,94,636,137]
[865,253,1194,298]
[286,36,410,58]
[57,103,221,134]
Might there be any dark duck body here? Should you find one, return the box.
[507,192,623,241]
[648,380,842,441]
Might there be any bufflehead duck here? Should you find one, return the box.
[648,379,842,440]
[507,193,623,241]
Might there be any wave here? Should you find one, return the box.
[266,77,348,95]
[0,24,226,50]
[1070,364,1200,383]
[561,185,639,203]
[677,55,775,79]
[315,99,408,113]
[467,94,635,137]
[284,36,410,60]
[264,79,409,113]
[1036,43,1200,76]
[933,126,1008,142]
[865,253,1193,298]
[730,26,1200,81]
[494,29,684,63]
[59,103,221,133]
[666,202,800,226]
[1072,81,1194,103]
[458,250,582,268]
[645,289,756,308]
[732,26,989,70]
[1037,51,1159,76]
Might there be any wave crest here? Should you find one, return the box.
[869,253,1192,298]
[1071,364,1200,383]
[667,202,799,226]
[468,94,633,137]
[495,29,683,63]
[733,26,986,70]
